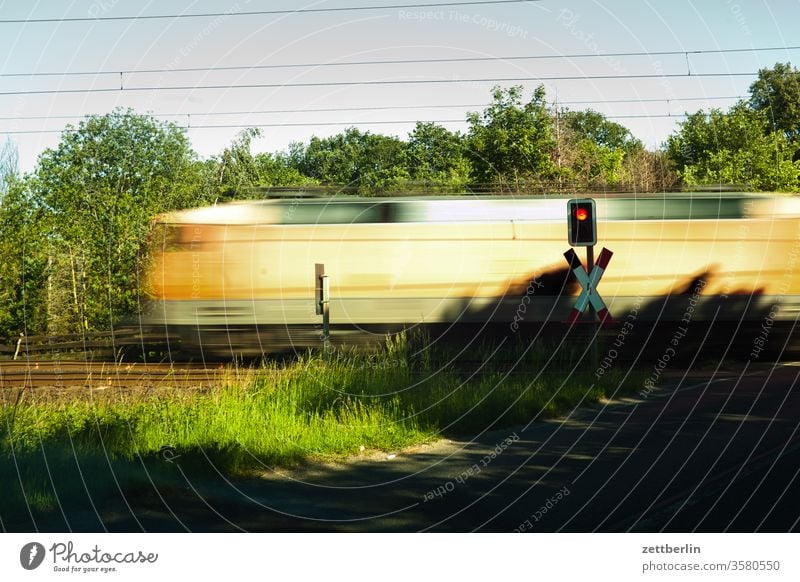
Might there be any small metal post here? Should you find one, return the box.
[586,245,595,290]
[315,263,330,356]
[321,274,330,356]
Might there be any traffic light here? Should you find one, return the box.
[567,198,596,247]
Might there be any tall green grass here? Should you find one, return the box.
[0,335,638,527]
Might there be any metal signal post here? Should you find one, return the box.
[565,199,613,368]
[565,198,612,324]
[315,263,330,355]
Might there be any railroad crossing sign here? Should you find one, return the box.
[564,247,614,326]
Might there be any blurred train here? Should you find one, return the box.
[143,193,800,358]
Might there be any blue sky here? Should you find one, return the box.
[1,0,799,173]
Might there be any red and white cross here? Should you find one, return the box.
[564,247,614,326]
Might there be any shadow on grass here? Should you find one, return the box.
[0,335,639,531]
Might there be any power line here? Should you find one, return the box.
[0,72,760,97]
[559,95,745,106]
[0,113,695,135]
[0,95,747,123]
[185,113,690,128]
[0,0,540,24]
[2,46,798,78]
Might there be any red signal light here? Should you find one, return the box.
[567,199,596,246]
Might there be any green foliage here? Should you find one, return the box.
[210,128,263,197]
[0,137,18,195]
[298,127,410,194]
[254,151,318,188]
[202,133,318,199]
[466,85,556,189]
[666,104,800,191]
[749,62,800,143]
[33,108,205,331]
[0,179,49,336]
[551,109,644,189]
[562,109,642,151]
[569,138,626,186]
[357,132,410,193]
[403,122,471,190]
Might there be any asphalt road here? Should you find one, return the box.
[16,361,796,533]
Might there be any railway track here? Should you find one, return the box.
[0,360,224,391]
[1,319,796,394]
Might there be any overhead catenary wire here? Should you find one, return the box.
[0,0,542,24]
[181,113,692,127]
[0,71,761,97]
[0,113,697,135]
[1,45,797,78]
[0,34,768,135]
[0,95,747,123]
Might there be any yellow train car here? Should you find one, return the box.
[143,194,800,356]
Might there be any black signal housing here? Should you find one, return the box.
[567,198,597,247]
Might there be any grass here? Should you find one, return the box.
[0,333,640,528]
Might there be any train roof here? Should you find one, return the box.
[156,192,800,225]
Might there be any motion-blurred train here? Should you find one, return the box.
[143,193,800,358]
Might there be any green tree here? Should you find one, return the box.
[299,128,409,193]
[0,137,18,196]
[621,148,678,193]
[568,139,626,187]
[665,103,799,191]
[562,109,642,151]
[353,131,409,193]
[205,133,317,197]
[555,109,642,188]
[749,62,800,143]
[33,108,203,331]
[209,128,270,198]
[403,122,471,191]
[254,151,317,188]
[466,85,556,190]
[300,129,360,186]
[0,178,49,337]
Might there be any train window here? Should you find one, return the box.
[603,196,749,220]
[265,195,760,226]
[280,202,390,224]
